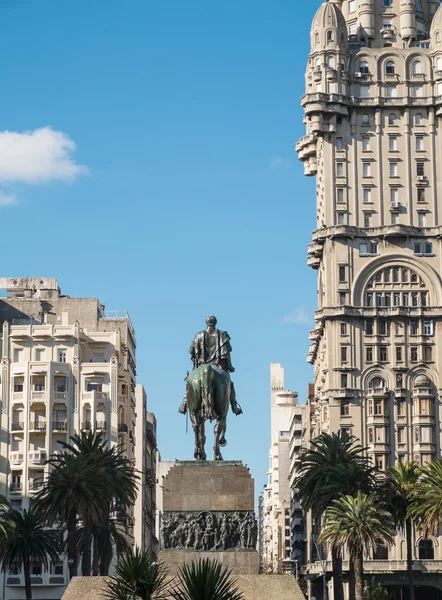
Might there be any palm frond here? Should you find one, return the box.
[171,559,244,600]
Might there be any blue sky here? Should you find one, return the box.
[0,0,319,500]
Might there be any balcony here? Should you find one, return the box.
[81,391,108,402]
[12,392,24,401]
[11,422,24,432]
[81,421,92,431]
[52,421,67,432]
[29,422,46,432]
[96,421,107,431]
[6,573,66,586]
[9,482,22,493]
[53,391,67,401]
[118,423,128,434]
[9,452,24,465]
[31,391,46,401]
[28,478,45,492]
[28,450,47,465]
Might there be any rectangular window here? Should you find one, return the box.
[341,399,350,415]
[424,346,433,362]
[403,292,409,307]
[339,292,347,305]
[417,162,425,176]
[341,322,348,336]
[366,292,373,307]
[413,85,423,98]
[341,375,348,390]
[366,346,373,362]
[35,349,45,362]
[92,353,105,363]
[86,382,103,392]
[349,0,356,12]
[364,213,371,228]
[58,350,67,363]
[390,188,398,204]
[365,319,374,335]
[376,293,384,307]
[417,188,426,203]
[386,85,396,98]
[396,346,403,362]
[421,292,428,306]
[380,346,388,362]
[337,188,345,203]
[336,162,344,177]
[390,162,398,177]
[339,266,346,282]
[337,212,345,225]
[414,243,422,254]
[425,243,432,254]
[416,136,424,151]
[423,320,433,336]
[341,346,348,363]
[398,428,405,444]
[362,136,371,151]
[360,86,370,98]
[418,213,425,228]
[336,137,344,151]
[363,162,371,177]
[389,137,398,151]
[412,292,419,307]
[363,188,372,203]
[396,373,403,388]
[376,455,385,471]
[13,348,23,362]
[368,427,374,443]
[391,212,398,225]
[411,347,418,362]
[375,427,385,443]
[410,320,419,335]
[393,292,400,306]
[375,400,384,415]
[379,320,388,336]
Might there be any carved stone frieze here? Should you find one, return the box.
[161,510,257,552]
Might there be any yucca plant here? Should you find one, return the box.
[171,559,244,600]
[104,547,169,600]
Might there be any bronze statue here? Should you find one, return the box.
[179,316,243,460]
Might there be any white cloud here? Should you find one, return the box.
[271,156,290,170]
[282,306,311,325]
[0,127,88,205]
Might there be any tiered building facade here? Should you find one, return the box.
[0,277,153,600]
[297,0,442,596]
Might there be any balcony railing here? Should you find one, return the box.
[31,391,46,400]
[9,483,22,492]
[28,479,45,491]
[28,450,47,465]
[11,422,24,432]
[81,421,92,431]
[53,391,66,401]
[52,421,67,432]
[29,422,46,432]
[118,423,128,434]
[9,452,24,465]
[96,421,107,431]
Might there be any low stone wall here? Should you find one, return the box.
[62,575,306,600]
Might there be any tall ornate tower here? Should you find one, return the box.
[298,0,442,596]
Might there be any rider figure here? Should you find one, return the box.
[179,316,242,416]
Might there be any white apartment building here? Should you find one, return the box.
[0,277,146,600]
[297,1,442,597]
[260,364,299,574]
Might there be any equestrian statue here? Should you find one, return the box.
[179,316,243,461]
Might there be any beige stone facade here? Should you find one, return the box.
[0,278,144,600]
[297,1,442,596]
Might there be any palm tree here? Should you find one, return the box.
[319,492,395,600]
[295,432,376,600]
[387,462,420,600]
[1,505,61,600]
[409,460,442,536]
[104,547,169,600]
[170,559,244,600]
[62,432,139,576]
[35,450,110,579]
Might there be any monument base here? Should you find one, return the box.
[159,460,259,576]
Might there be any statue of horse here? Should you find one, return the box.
[185,363,231,461]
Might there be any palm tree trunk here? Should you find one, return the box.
[406,518,415,600]
[92,530,99,576]
[23,555,32,600]
[81,522,92,576]
[348,556,355,600]
[67,508,78,580]
[354,553,363,600]
[332,546,344,600]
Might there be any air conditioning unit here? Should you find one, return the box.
[390,200,400,209]
[417,175,425,182]
[354,72,362,78]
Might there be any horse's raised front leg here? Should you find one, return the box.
[213,417,226,461]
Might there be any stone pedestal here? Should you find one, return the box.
[158,461,259,575]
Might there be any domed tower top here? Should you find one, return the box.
[430,2,442,49]
[310,0,348,52]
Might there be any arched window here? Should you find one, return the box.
[362,113,370,125]
[369,376,386,390]
[419,539,434,560]
[415,113,423,125]
[386,61,396,74]
[412,60,423,75]
[437,56,442,71]
[341,32,345,43]
[364,267,428,307]
[315,32,320,46]
[327,30,333,43]
[373,544,389,560]
[360,61,369,74]
[389,113,397,125]
[327,55,335,68]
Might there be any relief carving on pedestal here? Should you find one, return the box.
[161,511,257,552]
